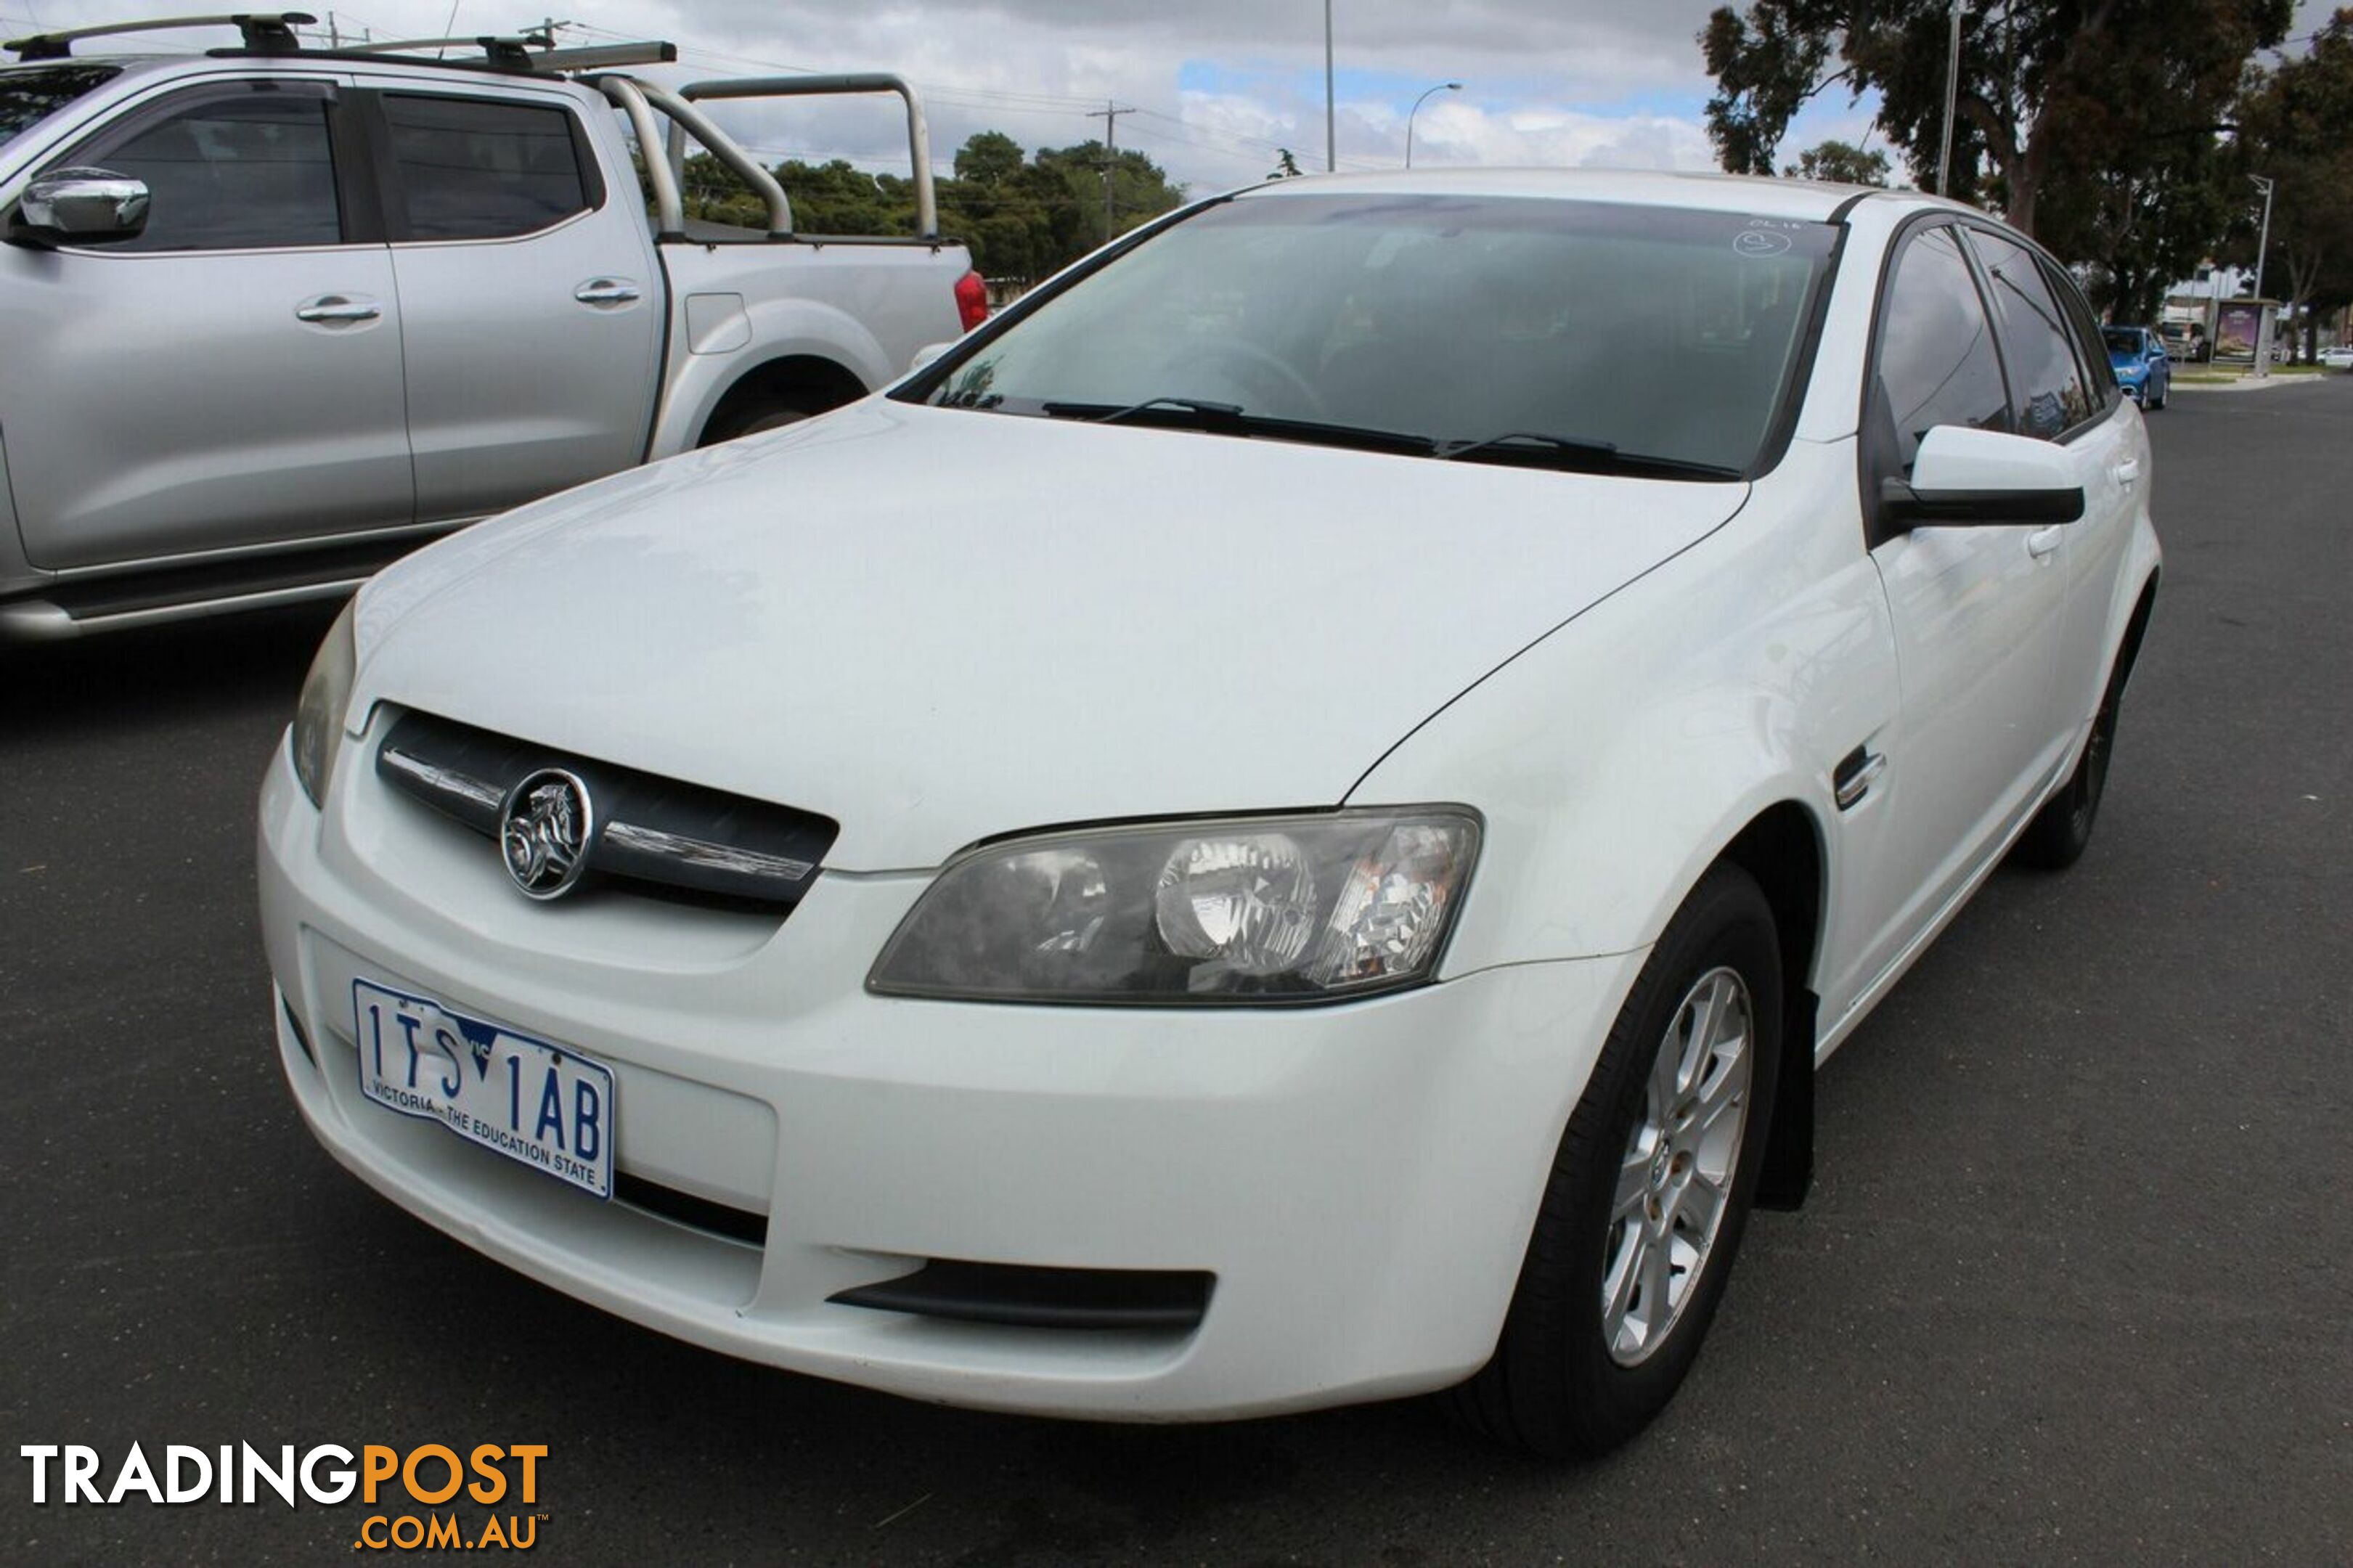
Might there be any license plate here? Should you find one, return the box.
[352,979,613,1199]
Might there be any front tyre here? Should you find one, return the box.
[1448,864,1782,1457]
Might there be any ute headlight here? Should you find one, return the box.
[290,597,359,809]
[869,809,1480,1005]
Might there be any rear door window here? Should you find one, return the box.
[2043,256,2120,404]
[1965,229,2097,439]
[1870,224,2013,473]
[380,93,591,241]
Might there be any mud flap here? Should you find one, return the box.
[1756,987,1815,1210]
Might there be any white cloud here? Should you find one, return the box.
[6,0,1759,189]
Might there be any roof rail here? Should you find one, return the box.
[5,11,313,60]
[259,35,675,72]
[3,14,674,73]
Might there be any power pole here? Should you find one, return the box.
[1087,101,1132,243]
[1324,0,1336,171]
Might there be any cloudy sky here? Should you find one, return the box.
[4,0,2333,194]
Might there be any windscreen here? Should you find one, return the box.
[2101,327,2143,355]
[0,65,120,153]
[910,193,1839,476]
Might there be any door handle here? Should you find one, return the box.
[574,279,641,305]
[2113,458,2140,486]
[294,295,381,324]
[2026,526,2063,560]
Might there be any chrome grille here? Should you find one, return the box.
[374,709,838,911]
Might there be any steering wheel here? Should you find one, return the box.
[1164,340,1330,420]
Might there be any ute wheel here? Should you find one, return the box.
[2013,650,2127,870]
[1446,864,1782,1458]
[699,390,831,447]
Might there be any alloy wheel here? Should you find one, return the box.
[1602,966,1755,1366]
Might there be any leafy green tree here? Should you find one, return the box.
[1783,138,1889,184]
[953,130,1026,187]
[672,131,1185,285]
[1700,0,2291,235]
[2227,9,2353,356]
[1032,140,1186,246]
[2037,129,2236,323]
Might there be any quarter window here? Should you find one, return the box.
[383,94,589,241]
[83,86,341,251]
[1872,225,2011,473]
[1967,230,2095,439]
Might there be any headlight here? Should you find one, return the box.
[869,808,1480,1005]
[290,597,359,809]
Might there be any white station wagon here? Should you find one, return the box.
[259,169,2158,1455]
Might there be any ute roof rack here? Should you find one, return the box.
[6,11,313,60]
[3,12,675,73]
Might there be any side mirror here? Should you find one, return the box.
[9,168,150,248]
[1881,425,2084,529]
[909,341,953,372]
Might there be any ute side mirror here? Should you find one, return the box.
[9,167,150,248]
[908,341,953,372]
[1880,425,2084,530]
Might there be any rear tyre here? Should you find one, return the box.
[1446,864,1782,1458]
[2013,653,2126,870]
[698,390,831,446]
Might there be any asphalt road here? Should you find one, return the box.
[4,378,2350,1567]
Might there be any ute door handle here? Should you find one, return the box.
[2026,525,2064,560]
[2113,457,2141,486]
[294,294,381,324]
[574,278,641,305]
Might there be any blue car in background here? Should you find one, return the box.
[2104,325,2171,409]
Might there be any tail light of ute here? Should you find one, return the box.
[954,270,989,332]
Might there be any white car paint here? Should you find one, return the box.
[258,168,2161,1425]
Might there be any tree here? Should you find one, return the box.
[1700,1,2291,236]
[2036,131,2237,323]
[2228,9,2353,356]
[1783,138,1889,185]
[1269,148,1305,179]
[953,130,1026,188]
[670,131,1184,285]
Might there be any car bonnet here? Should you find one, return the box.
[351,401,1752,870]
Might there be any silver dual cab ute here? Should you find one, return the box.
[0,13,981,639]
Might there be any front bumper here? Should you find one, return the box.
[258,728,1641,1420]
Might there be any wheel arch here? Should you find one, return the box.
[1713,801,1826,1209]
[2111,566,2160,695]
[693,354,871,447]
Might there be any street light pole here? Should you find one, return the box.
[2248,172,2277,375]
[2248,173,2275,302]
[1324,0,1335,172]
[1935,0,1961,195]
[1404,81,1460,169]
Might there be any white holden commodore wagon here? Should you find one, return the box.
[259,169,2158,1456]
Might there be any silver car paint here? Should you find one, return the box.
[0,54,969,626]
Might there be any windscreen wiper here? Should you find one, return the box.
[1037,398,1437,457]
[1042,395,1247,427]
[1440,430,1742,481]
